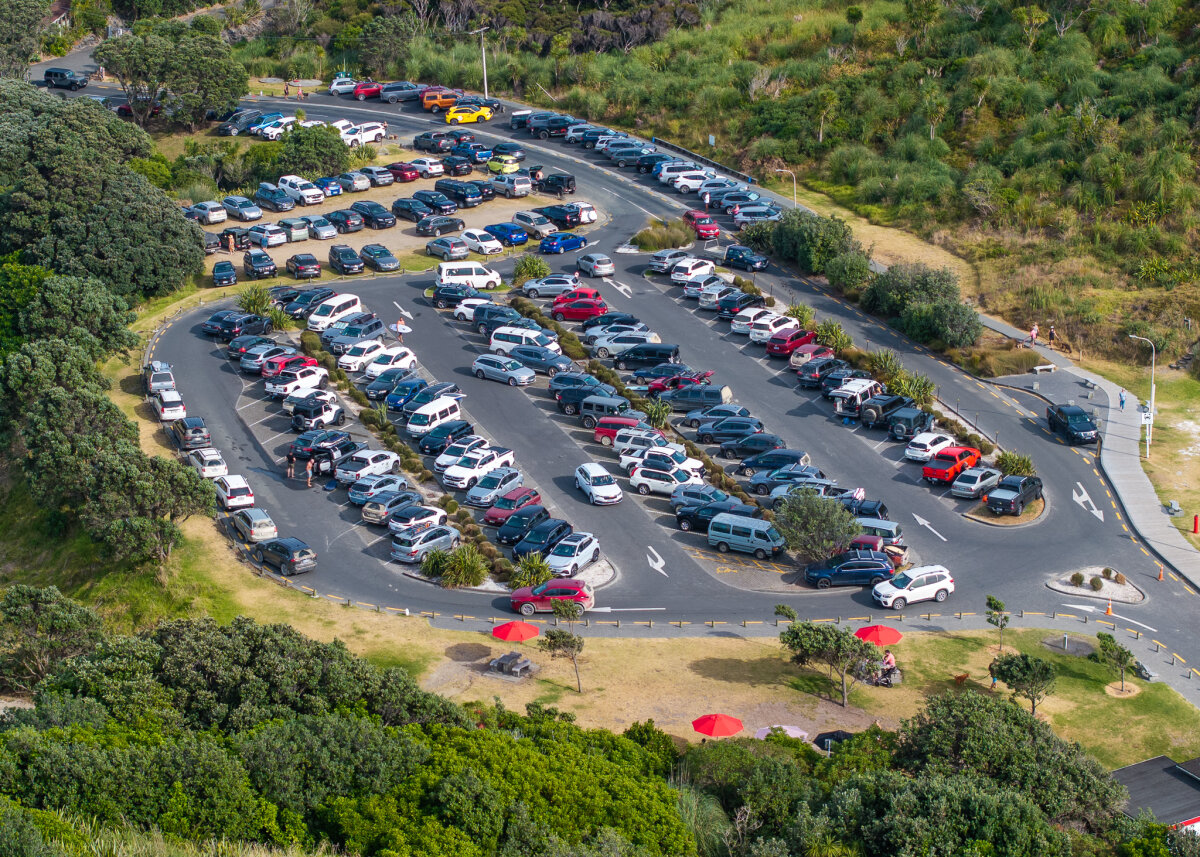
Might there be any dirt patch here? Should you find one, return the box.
[1104,681,1142,699]
[964,497,1044,526]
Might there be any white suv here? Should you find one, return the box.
[872,565,955,610]
[278,175,325,205]
[671,170,717,193]
[215,475,255,510]
[904,432,954,462]
[629,465,701,496]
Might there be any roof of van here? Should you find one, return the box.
[582,394,626,405]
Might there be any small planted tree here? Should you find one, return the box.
[986,595,1009,653]
[512,253,551,287]
[774,490,861,562]
[993,653,1056,715]
[237,284,272,316]
[815,320,853,354]
[780,621,877,707]
[420,548,451,580]
[643,398,672,430]
[774,604,798,623]
[510,553,553,590]
[539,629,585,692]
[784,303,816,329]
[439,543,489,588]
[1096,632,1136,693]
[996,451,1036,477]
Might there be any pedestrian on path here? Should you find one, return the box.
[305,457,314,488]
[988,658,999,689]
[1028,323,1039,346]
[286,451,296,479]
[1120,389,1127,410]
[284,81,290,98]
[1047,325,1056,349]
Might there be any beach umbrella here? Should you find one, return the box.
[854,625,903,646]
[692,713,743,737]
[492,620,539,643]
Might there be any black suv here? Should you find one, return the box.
[328,245,364,275]
[719,433,785,461]
[413,131,454,152]
[496,504,551,546]
[472,304,521,334]
[416,419,475,454]
[289,429,350,459]
[392,198,434,222]
[804,551,895,589]
[434,179,483,207]
[737,448,809,476]
[676,501,760,533]
[412,190,458,215]
[613,344,681,371]
[44,68,88,90]
[327,210,365,233]
[243,250,276,279]
[217,110,262,136]
[1047,404,1099,444]
[284,287,336,318]
[170,417,211,450]
[349,200,397,229]
[797,357,850,388]
[432,283,488,308]
[836,497,889,520]
[532,117,574,139]
[717,292,765,320]
[217,313,271,341]
[440,156,474,176]
[416,215,465,237]
[533,205,581,229]
[536,173,576,195]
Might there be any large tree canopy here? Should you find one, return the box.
[0,0,48,79]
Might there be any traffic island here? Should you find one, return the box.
[1045,566,1146,604]
[963,497,1045,527]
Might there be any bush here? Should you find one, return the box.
[632,218,694,251]
[862,263,960,317]
[440,543,489,588]
[996,451,1036,476]
[825,250,872,294]
[300,331,323,355]
[512,254,551,287]
[511,553,554,590]
[771,210,858,274]
[643,399,672,430]
[1102,567,1113,579]
[455,508,473,524]
[237,284,272,316]
[784,303,816,329]
[1115,572,1126,585]
[1090,576,1104,591]
[1070,572,1084,586]
[901,300,982,349]
[815,320,853,354]
[739,221,776,252]
[420,548,451,579]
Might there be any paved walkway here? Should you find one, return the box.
[978,313,1200,589]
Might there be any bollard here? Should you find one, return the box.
[1063,633,1069,651]
[1194,514,1198,534]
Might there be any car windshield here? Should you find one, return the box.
[766,526,783,542]
[348,345,369,356]
[890,572,913,589]
[1066,412,1092,425]
[671,471,690,484]
[478,474,503,489]
[592,473,616,486]
[408,413,430,425]
[493,495,520,510]
[500,360,521,371]
[550,542,577,557]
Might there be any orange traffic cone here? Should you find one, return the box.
[1158,565,1165,582]
[1105,599,1113,616]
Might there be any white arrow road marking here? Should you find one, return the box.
[912,513,948,542]
[611,280,634,299]
[391,300,414,320]
[646,546,668,577]
[1072,482,1105,522]
[589,607,668,613]
[1063,603,1157,633]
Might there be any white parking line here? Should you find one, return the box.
[236,400,263,411]
[261,430,294,445]
[247,413,280,428]
[873,439,890,450]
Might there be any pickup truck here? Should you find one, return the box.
[334,449,404,485]
[921,446,982,484]
[984,475,1043,515]
[264,366,329,398]
[722,245,769,272]
[442,447,516,489]
[278,174,325,205]
[311,439,368,476]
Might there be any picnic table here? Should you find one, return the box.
[489,651,533,677]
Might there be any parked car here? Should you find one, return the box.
[222,196,262,221]
[328,244,365,274]
[242,250,277,279]
[984,475,1044,515]
[214,475,255,510]
[872,565,955,609]
[254,537,317,575]
[360,244,400,272]
[509,579,594,615]
[465,467,523,507]
[951,466,1002,499]
[546,533,601,577]
[286,254,321,279]
[472,354,535,386]
[630,465,701,496]
[540,232,589,254]
[676,501,759,533]
[484,487,542,526]
[390,525,460,563]
[805,551,896,589]
[921,446,983,484]
[578,253,616,277]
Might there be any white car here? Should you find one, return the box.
[443,447,516,489]
[363,347,417,379]
[409,157,445,178]
[299,215,337,240]
[872,565,955,610]
[734,206,784,229]
[905,432,955,462]
[187,201,227,224]
[657,162,703,184]
[387,505,450,537]
[434,436,490,473]
[259,117,297,140]
[329,119,355,135]
[279,175,325,205]
[683,274,725,300]
[698,179,742,197]
[152,390,187,421]
[248,224,287,247]
[461,229,504,255]
[338,340,386,372]
[619,447,704,476]
[453,298,494,321]
[546,533,601,577]
[264,366,329,398]
[671,170,718,192]
[629,464,702,496]
[729,307,777,335]
[575,462,624,505]
[748,315,800,344]
[512,211,556,239]
[186,447,228,479]
[214,475,255,510]
[328,78,357,95]
[565,202,598,223]
[282,388,337,414]
[341,122,386,147]
[671,258,715,283]
[699,284,737,309]
[334,449,403,485]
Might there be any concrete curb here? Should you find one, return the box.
[961,497,1047,529]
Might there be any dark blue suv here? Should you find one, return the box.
[385,377,429,411]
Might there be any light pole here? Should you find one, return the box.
[469,27,491,98]
[1128,334,1156,460]
[775,168,796,207]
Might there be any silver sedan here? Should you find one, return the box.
[578,253,616,277]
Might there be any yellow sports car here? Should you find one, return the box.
[445,105,493,125]
[487,154,520,174]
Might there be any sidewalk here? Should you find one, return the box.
[978,313,1200,589]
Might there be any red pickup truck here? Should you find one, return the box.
[922,446,982,484]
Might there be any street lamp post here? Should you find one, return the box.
[775,168,797,207]
[1128,334,1156,460]
[469,27,491,98]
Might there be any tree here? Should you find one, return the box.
[0,0,49,79]
[237,283,272,316]
[986,595,1009,653]
[17,273,138,360]
[903,0,940,41]
[774,490,861,561]
[1096,632,1135,692]
[845,5,864,45]
[774,604,798,622]
[780,621,876,706]
[862,263,960,317]
[276,124,350,179]
[165,33,249,130]
[552,598,583,632]
[643,398,672,430]
[992,653,1056,715]
[815,320,853,354]
[623,720,679,778]
[0,585,104,693]
[815,88,839,145]
[359,14,419,76]
[550,33,571,86]
[771,210,858,275]
[1013,4,1048,48]
[95,32,175,128]
[919,84,948,140]
[824,251,871,294]
[540,629,585,692]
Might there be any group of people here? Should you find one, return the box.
[1026,322,1058,349]
[282,82,307,99]
[285,452,315,487]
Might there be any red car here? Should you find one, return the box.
[510,578,595,616]
[483,487,541,526]
[552,287,602,306]
[682,209,720,239]
[789,343,835,369]
[353,81,383,100]
[552,299,608,322]
[593,415,663,446]
[261,353,318,379]
[386,162,420,182]
[765,327,817,356]
[648,371,714,395]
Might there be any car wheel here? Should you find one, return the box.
[318,377,327,389]
[436,299,448,309]
[582,416,597,429]
[816,578,831,589]
[568,565,577,576]
[388,96,398,104]
[870,576,886,586]
[616,361,628,371]
[553,313,565,322]
[519,602,535,616]
[434,228,443,237]
[466,478,477,488]
[618,160,627,168]
[1016,503,1024,516]
[475,369,486,380]
[254,549,265,564]
[741,467,756,477]
[451,118,460,125]
[715,541,730,554]
[526,289,539,298]
[540,130,550,139]
[701,434,714,444]
[637,484,650,495]
[477,323,488,335]
[596,348,609,358]
[508,377,518,386]
[892,597,907,610]
[564,404,578,415]
[431,105,442,114]
[546,367,558,377]
[722,448,737,460]
[336,412,346,426]
[678,519,691,531]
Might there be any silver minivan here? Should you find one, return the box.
[855,518,904,547]
[707,513,786,560]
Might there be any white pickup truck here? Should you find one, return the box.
[264,365,329,398]
[278,174,325,205]
[619,447,705,476]
[334,449,404,485]
[442,447,515,489]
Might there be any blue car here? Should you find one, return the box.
[451,142,492,164]
[539,232,589,254]
[483,223,529,246]
[385,377,429,411]
[247,112,283,133]
[314,177,343,196]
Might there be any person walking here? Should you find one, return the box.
[1047,325,1056,350]
[988,658,999,689]
[1029,323,1039,346]
[1119,389,1127,410]
[284,81,290,98]
[296,83,304,100]
[305,457,314,488]
[286,451,296,479]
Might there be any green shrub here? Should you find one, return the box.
[513,254,551,287]
[511,553,554,589]
[825,250,872,294]
[815,320,853,354]
[440,543,489,588]
[420,548,451,579]
[739,221,777,252]
[442,498,458,513]
[1102,567,1113,579]
[348,387,370,407]
[632,218,694,251]
[237,284,272,316]
[420,468,434,482]
[1090,576,1104,591]
[493,557,513,579]
[300,331,323,355]
[862,263,960,317]
[1070,571,1084,586]
[996,451,1036,476]
[643,399,672,430]
[455,508,473,524]
[784,303,816,329]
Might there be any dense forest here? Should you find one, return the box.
[2,584,1197,857]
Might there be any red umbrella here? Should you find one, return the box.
[855,625,903,646]
[492,620,539,643]
[692,713,743,737]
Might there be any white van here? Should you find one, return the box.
[490,326,563,356]
[307,294,362,331]
[405,397,463,437]
[436,261,501,290]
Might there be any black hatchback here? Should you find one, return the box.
[391,197,434,222]
[350,200,397,229]
[737,447,809,476]
[496,504,550,545]
[432,283,487,308]
[720,433,785,461]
